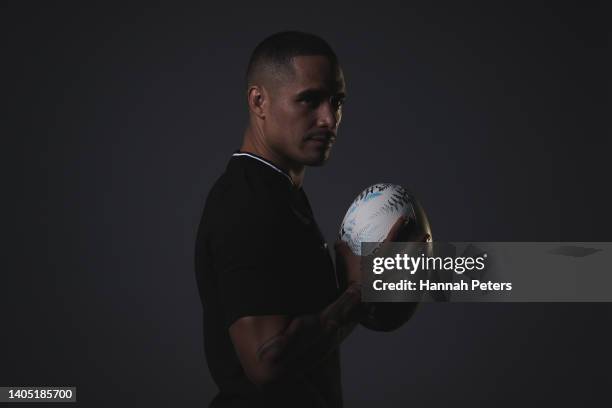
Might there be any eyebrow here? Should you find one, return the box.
[295,88,347,99]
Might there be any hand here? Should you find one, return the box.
[334,241,360,288]
[335,216,415,287]
[394,216,432,243]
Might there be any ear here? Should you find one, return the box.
[247,85,266,119]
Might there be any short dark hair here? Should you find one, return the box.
[246,31,338,88]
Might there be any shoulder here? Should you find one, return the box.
[199,165,290,243]
[205,164,283,217]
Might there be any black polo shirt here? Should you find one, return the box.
[195,152,342,408]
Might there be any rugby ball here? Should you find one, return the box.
[339,183,431,256]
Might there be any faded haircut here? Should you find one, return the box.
[245,31,338,89]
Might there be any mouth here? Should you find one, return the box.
[307,131,336,145]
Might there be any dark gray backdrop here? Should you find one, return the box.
[4,2,611,407]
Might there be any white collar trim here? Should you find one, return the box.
[232,152,294,186]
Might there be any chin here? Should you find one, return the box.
[303,150,331,167]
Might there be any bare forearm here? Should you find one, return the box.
[253,284,365,384]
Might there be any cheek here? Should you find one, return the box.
[267,100,318,139]
[270,103,295,126]
[280,107,314,132]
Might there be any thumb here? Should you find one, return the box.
[383,216,408,243]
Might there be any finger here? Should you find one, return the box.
[334,240,350,253]
[383,216,407,243]
[334,241,359,268]
[335,240,359,257]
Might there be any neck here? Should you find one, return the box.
[241,125,305,188]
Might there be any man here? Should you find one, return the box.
[195,31,416,408]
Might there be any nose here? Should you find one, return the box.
[316,100,339,130]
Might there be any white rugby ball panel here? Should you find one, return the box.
[339,183,416,256]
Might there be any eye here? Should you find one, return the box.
[299,95,319,108]
[331,96,345,110]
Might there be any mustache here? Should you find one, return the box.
[306,130,336,141]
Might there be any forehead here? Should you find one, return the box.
[286,55,345,93]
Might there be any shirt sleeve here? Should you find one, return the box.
[209,188,303,328]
